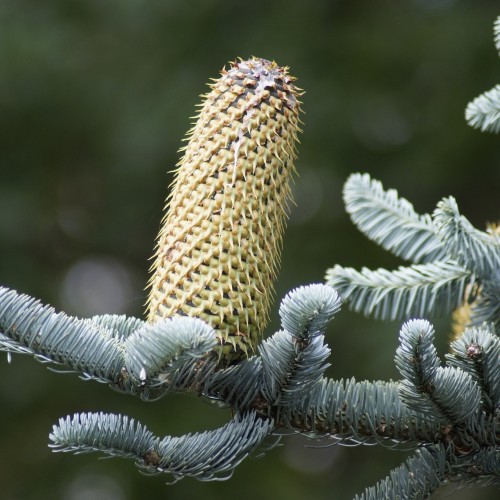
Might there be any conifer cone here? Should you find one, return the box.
[147,57,302,362]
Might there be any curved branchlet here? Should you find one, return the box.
[446,325,500,415]
[342,173,447,264]
[278,283,342,339]
[395,319,482,426]
[433,197,500,278]
[395,320,440,389]
[259,330,331,406]
[432,196,500,329]
[49,411,273,482]
[260,284,339,405]
[326,260,471,321]
[0,286,125,382]
[123,317,217,384]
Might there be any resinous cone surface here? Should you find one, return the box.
[148,57,302,360]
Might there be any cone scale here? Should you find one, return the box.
[147,57,302,362]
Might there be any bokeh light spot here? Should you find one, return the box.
[60,256,137,316]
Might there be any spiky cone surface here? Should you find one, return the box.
[147,57,302,363]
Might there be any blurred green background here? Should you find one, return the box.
[0,1,498,499]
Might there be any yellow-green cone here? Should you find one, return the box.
[147,57,302,362]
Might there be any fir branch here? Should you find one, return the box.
[355,445,447,500]
[342,173,447,264]
[433,196,500,278]
[0,286,125,382]
[278,283,342,339]
[326,260,471,320]
[123,317,217,384]
[0,286,219,399]
[49,412,157,459]
[2,282,497,491]
[395,319,440,389]
[281,376,442,444]
[446,325,500,415]
[49,411,273,482]
[259,330,330,406]
[396,319,482,425]
[465,84,500,133]
[426,366,482,424]
[260,285,338,404]
[259,330,300,404]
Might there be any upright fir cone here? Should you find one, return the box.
[147,57,303,362]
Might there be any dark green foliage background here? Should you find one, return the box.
[0,1,498,499]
